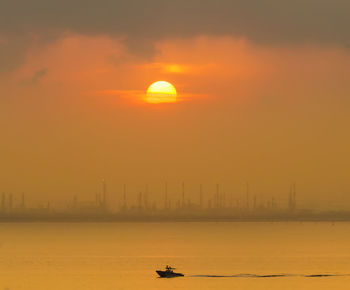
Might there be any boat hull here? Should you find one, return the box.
[156,270,184,278]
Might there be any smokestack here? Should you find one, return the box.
[216,184,219,208]
[102,178,107,210]
[246,182,249,210]
[123,184,127,210]
[144,184,149,210]
[288,183,296,211]
[1,193,5,212]
[293,182,296,210]
[164,182,168,210]
[182,182,185,207]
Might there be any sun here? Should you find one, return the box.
[146,81,177,103]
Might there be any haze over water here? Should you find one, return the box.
[1,1,350,289]
[1,222,350,290]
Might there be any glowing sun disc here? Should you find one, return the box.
[146,81,177,103]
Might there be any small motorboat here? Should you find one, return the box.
[156,265,184,278]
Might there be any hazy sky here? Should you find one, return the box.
[1,1,350,209]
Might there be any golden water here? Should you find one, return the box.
[0,222,349,289]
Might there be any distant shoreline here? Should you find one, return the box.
[0,215,348,223]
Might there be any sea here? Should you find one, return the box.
[0,221,350,290]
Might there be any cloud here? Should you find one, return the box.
[1,0,350,72]
[6,34,350,106]
[1,1,350,44]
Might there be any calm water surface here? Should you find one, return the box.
[0,222,350,289]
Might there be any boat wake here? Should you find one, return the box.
[190,273,348,278]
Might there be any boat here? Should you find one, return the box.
[156,265,184,278]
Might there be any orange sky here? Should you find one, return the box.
[1,3,350,209]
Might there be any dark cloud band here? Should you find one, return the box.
[1,0,349,45]
[0,0,349,73]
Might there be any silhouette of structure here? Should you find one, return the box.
[4,180,350,222]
